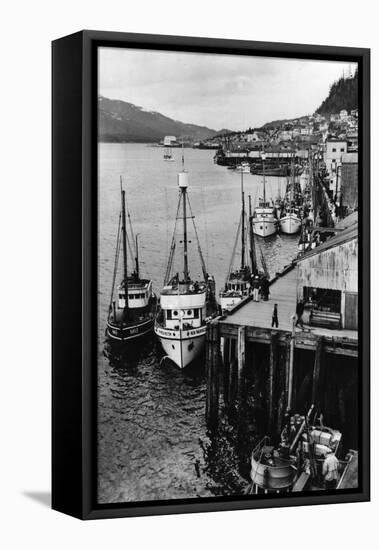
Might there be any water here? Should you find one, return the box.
[97,143,299,503]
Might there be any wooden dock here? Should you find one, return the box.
[205,265,358,431]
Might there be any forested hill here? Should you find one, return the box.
[316,71,358,115]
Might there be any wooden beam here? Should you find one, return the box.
[237,326,246,397]
[206,321,220,429]
[312,336,323,406]
[268,331,279,433]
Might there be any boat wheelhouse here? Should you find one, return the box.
[106,178,157,342]
[155,167,216,369]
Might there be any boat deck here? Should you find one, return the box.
[219,266,358,341]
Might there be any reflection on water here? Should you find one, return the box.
[97,143,299,503]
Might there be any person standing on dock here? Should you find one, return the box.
[271,304,279,328]
[253,276,260,302]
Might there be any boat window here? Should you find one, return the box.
[129,294,135,299]
[193,309,199,318]
[173,310,178,316]
[166,310,172,320]
[187,310,192,316]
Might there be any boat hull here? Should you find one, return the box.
[279,214,301,235]
[155,323,206,369]
[252,218,277,238]
[106,317,154,341]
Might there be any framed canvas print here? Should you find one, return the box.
[52,31,370,519]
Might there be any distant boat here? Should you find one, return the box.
[252,153,277,238]
[155,164,217,369]
[163,136,175,161]
[219,172,257,312]
[251,164,303,177]
[236,161,250,174]
[163,145,174,161]
[106,178,157,341]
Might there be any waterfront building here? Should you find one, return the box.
[296,213,358,330]
[325,138,348,193]
[340,152,358,214]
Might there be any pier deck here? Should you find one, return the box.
[219,266,358,343]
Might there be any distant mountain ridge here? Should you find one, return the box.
[98,96,220,142]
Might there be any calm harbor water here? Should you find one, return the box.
[97,143,299,503]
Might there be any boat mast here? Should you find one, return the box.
[120,176,128,311]
[262,151,266,204]
[180,146,189,283]
[135,234,139,280]
[240,170,246,269]
[248,195,257,274]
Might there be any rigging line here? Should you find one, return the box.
[225,215,242,285]
[108,211,122,318]
[200,185,209,268]
[187,195,208,281]
[164,192,182,285]
[124,182,136,258]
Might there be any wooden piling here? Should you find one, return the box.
[222,337,230,405]
[237,326,246,398]
[268,331,279,432]
[312,336,323,407]
[206,321,220,429]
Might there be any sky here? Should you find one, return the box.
[99,47,357,131]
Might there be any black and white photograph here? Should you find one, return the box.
[96,46,361,505]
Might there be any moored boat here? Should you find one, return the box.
[279,207,302,234]
[155,166,217,369]
[252,152,277,238]
[236,161,250,174]
[106,178,157,342]
[249,407,353,494]
[219,172,257,312]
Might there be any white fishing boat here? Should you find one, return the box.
[279,207,302,234]
[155,165,217,369]
[219,173,257,312]
[252,152,277,238]
[106,178,157,342]
[279,160,302,235]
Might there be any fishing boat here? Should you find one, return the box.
[252,152,277,238]
[106,178,157,342]
[249,406,356,494]
[219,173,257,312]
[236,161,250,174]
[279,161,302,235]
[163,136,175,161]
[155,163,217,369]
[279,206,302,235]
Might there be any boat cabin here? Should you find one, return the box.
[117,279,153,310]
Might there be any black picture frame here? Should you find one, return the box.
[52,30,370,520]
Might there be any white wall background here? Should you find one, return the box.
[0,0,376,547]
